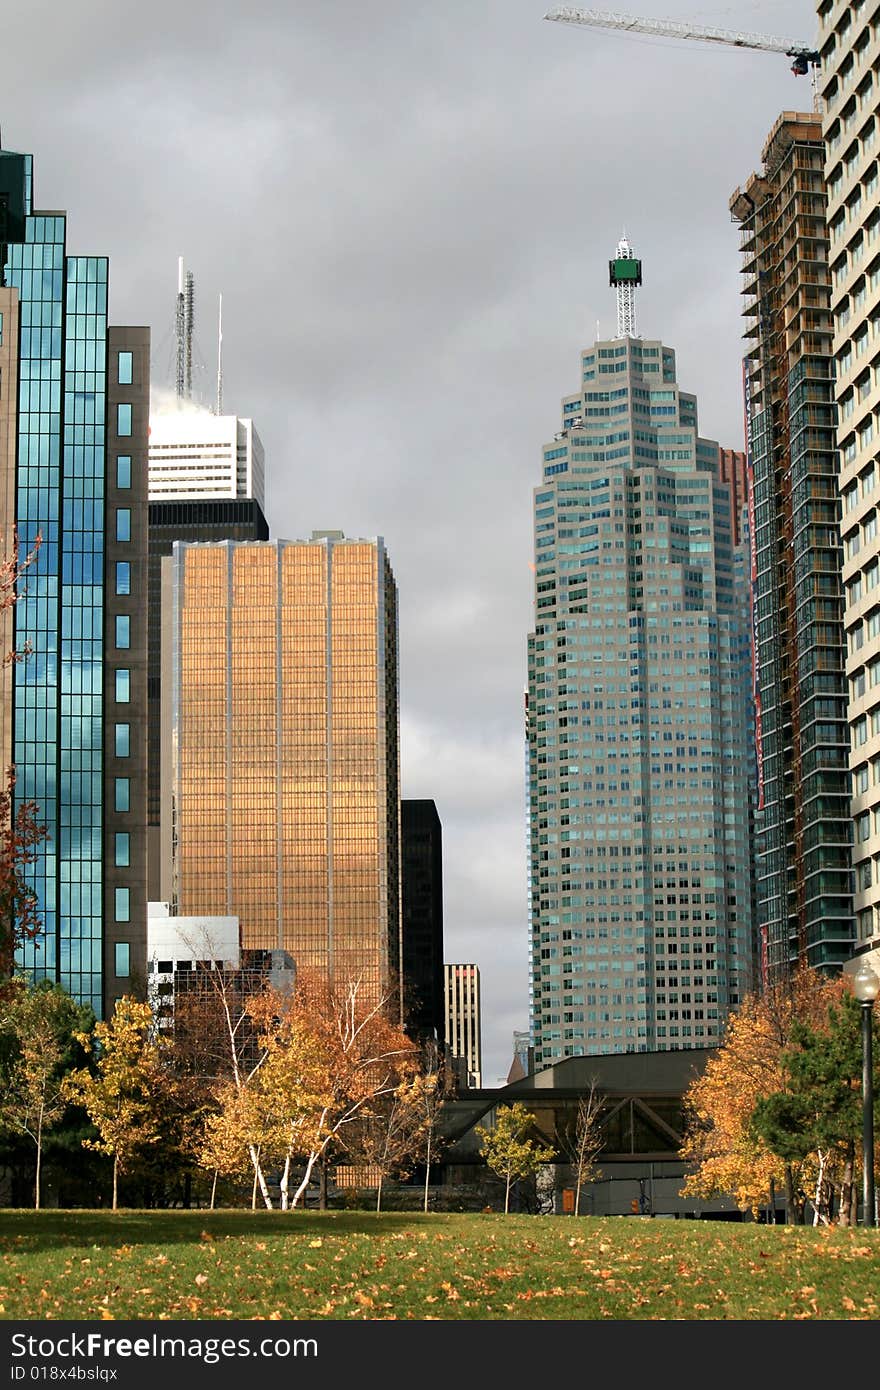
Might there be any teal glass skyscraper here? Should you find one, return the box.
[527,252,754,1065]
[0,146,149,1017]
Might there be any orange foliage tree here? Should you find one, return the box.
[679,967,846,1222]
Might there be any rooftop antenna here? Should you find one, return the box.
[609,234,642,338]
[175,258,185,402]
[184,267,195,401]
[216,293,223,415]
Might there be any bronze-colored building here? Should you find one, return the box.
[160,531,401,1007]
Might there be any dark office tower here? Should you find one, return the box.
[400,799,444,1046]
[0,147,149,1017]
[731,112,854,983]
[146,410,268,897]
[718,448,748,548]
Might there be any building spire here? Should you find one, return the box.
[609,233,642,339]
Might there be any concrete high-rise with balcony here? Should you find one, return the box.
[527,273,754,1066]
[0,146,149,1016]
[160,532,401,1007]
[820,0,880,960]
[730,111,854,983]
[444,963,482,1089]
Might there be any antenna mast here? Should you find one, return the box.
[175,258,186,402]
[216,294,223,415]
[609,234,641,338]
[184,268,195,402]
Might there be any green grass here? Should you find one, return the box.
[0,1210,878,1320]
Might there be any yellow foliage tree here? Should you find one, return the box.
[680,968,846,1221]
[63,997,165,1209]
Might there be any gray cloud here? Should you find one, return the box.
[4,0,813,1081]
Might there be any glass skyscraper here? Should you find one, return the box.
[161,532,401,1008]
[0,147,149,1017]
[527,308,754,1065]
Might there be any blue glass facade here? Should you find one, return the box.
[1,149,148,1017]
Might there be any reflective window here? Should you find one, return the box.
[115,561,130,594]
[115,942,130,976]
[115,615,130,649]
[115,723,130,757]
[116,509,131,542]
[117,403,132,436]
[114,833,130,867]
[115,669,130,703]
[114,778,130,813]
[117,352,133,386]
[116,455,131,489]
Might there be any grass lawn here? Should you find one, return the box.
[0,1209,878,1321]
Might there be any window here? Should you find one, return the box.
[115,723,130,758]
[117,351,133,386]
[114,942,130,977]
[116,509,131,542]
[114,833,130,867]
[116,455,131,489]
[114,888,130,922]
[117,403,132,436]
[115,615,131,649]
[115,561,130,595]
[114,778,130,813]
[115,669,130,703]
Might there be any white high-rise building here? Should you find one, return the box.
[820,0,880,960]
[148,409,265,509]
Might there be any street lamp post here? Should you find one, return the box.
[852,959,880,1228]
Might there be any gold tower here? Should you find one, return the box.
[162,532,401,1006]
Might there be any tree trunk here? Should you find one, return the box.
[423,1130,432,1214]
[112,1154,118,1212]
[280,1152,291,1212]
[376,1172,383,1213]
[35,1102,43,1211]
[505,1171,512,1215]
[319,1155,328,1211]
[839,1142,856,1227]
[575,1176,582,1217]
[292,1146,323,1209]
[768,1178,776,1225]
[784,1165,802,1225]
[813,1150,831,1226]
[210,1169,218,1211]
[248,1143,272,1210]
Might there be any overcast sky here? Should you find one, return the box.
[6,0,816,1083]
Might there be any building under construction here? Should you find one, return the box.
[730,111,854,983]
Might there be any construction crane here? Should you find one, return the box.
[543,7,821,77]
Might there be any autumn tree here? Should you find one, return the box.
[266,969,418,1210]
[0,979,93,1207]
[63,996,166,1209]
[680,967,846,1222]
[343,1063,427,1211]
[476,1101,555,1214]
[554,1080,604,1216]
[412,1041,451,1213]
[161,930,291,1208]
[751,990,880,1226]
